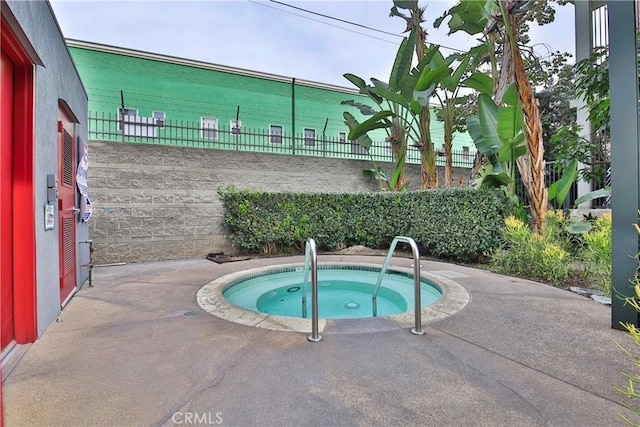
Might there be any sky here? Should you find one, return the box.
[49,0,577,88]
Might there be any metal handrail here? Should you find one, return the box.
[301,239,312,318]
[302,238,322,342]
[372,236,425,336]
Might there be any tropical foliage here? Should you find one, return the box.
[466,84,526,195]
[342,26,424,191]
[580,213,612,295]
[616,221,640,424]
[491,211,571,284]
[390,0,438,188]
[436,0,549,232]
[430,44,488,186]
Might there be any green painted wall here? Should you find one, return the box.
[69,44,475,157]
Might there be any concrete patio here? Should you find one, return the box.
[2,255,633,426]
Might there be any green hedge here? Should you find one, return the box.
[219,187,514,261]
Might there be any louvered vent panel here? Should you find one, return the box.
[62,217,74,274]
[62,129,73,186]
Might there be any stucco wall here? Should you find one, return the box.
[6,1,89,334]
[68,43,476,152]
[89,140,472,264]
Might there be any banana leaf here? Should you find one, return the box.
[573,187,611,207]
[567,221,593,234]
[496,103,523,144]
[343,112,373,150]
[343,73,383,104]
[477,94,500,151]
[389,149,407,191]
[548,159,578,207]
[442,56,470,93]
[340,100,377,116]
[370,87,409,109]
[434,0,489,36]
[475,164,513,189]
[346,110,393,141]
[343,73,367,91]
[413,84,437,107]
[501,83,520,106]
[370,78,389,89]
[496,133,526,162]
[461,72,493,96]
[389,28,416,91]
[414,62,452,92]
[363,167,388,183]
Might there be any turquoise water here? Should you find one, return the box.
[223,267,442,319]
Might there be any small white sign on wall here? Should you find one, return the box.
[45,204,55,231]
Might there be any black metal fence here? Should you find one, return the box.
[515,160,614,210]
[591,161,611,209]
[515,161,579,210]
[87,111,476,168]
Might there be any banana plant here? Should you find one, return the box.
[547,159,578,208]
[343,110,398,190]
[437,0,549,233]
[344,0,459,190]
[466,84,526,194]
[565,187,611,233]
[391,0,438,189]
[342,26,439,191]
[422,44,487,186]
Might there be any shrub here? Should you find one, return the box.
[616,221,640,424]
[491,213,571,284]
[218,187,513,261]
[407,188,513,259]
[581,213,612,295]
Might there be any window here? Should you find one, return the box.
[230,119,241,135]
[304,128,316,146]
[462,146,470,160]
[270,124,283,144]
[117,108,138,131]
[338,132,346,144]
[153,111,165,128]
[118,107,138,117]
[200,116,218,140]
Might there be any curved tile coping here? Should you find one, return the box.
[196,262,470,334]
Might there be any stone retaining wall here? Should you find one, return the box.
[89,140,472,263]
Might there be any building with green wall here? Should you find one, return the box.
[67,39,475,165]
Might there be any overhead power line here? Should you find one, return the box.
[262,0,466,53]
[268,0,403,39]
[248,0,399,45]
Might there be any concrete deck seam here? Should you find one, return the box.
[40,308,204,336]
[154,329,270,426]
[80,280,208,291]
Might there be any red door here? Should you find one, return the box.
[58,112,77,306]
[1,50,15,350]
